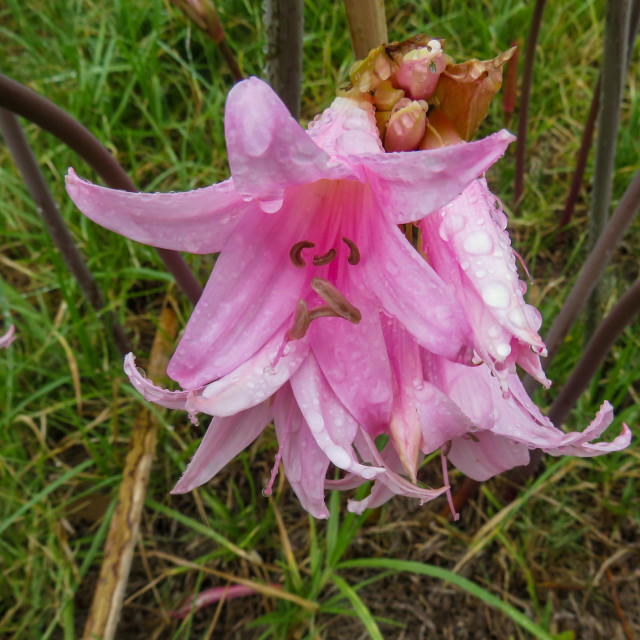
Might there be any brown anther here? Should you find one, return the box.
[286,299,311,340]
[442,440,452,457]
[310,278,362,324]
[289,240,316,268]
[464,432,480,443]
[342,237,361,265]
[312,248,337,266]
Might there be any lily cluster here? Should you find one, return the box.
[66,37,630,518]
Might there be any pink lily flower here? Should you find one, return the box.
[0,325,15,349]
[66,77,514,516]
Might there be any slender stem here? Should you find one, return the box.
[524,167,640,396]
[0,73,203,305]
[548,278,640,426]
[169,0,244,83]
[343,0,388,59]
[559,1,640,234]
[263,0,304,119]
[513,0,546,210]
[0,109,132,356]
[585,0,631,333]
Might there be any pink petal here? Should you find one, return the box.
[65,170,248,254]
[224,77,350,207]
[354,220,474,363]
[447,431,531,481]
[124,353,192,411]
[171,403,272,494]
[273,386,331,518]
[289,354,383,480]
[167,202,308,388]
[190,326,309,416]
[350,430,448,513]
[308,285,392,434]
[362,130,515,223]
[0,325,16,348]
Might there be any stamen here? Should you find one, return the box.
[441,448,460,521]
[310,278,362,324]
[342,237,361,265]
[289,240,316,268]
[270,299,309,370]
[312,248,337,266]
[286,299,311,340]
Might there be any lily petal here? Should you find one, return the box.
[66,170,248,254]
[290,354,383,480]
[273,386,330,518]
[191,326,309,416]
[361,130,515,223]
[171,403,272,494]
[168,202,308,388]
[447,431,531,481]
[355,220,474,363]
[225,77,350,206]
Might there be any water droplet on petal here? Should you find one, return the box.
[438,213,466,241]
[482,282,511,309]
[496,342,511,358]
[259,198,284,213]
[463,230,494,255]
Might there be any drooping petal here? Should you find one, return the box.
[171,402,272,494]
[225,77,351,207]
[289,354,383,480]
[354,219,474,363]
[273,385,330,518]
[349,429,448,513]
[361,130,515,223]
[168,201,309,388]
[65,170,248,254]
[124,352,193,411]
[420,179,546,361]
[447,431,531,481]
[190,326,309,416]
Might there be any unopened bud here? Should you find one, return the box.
[394,40,447,100]
[384,101,427,152]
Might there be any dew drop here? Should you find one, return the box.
[259,198,284,213]
[463,230,493,255]
[438,213,466,240]
[482,282,511,309]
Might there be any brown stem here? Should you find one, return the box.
[264,0,304,119]
[513,0,547,211]
[169,0,244,83]
[548,278,640,426]
[0,73,203,305]
[0,108,132,356]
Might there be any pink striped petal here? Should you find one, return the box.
[171,403,272,494]
[225,77,350,207]
[354,220,474,363]
[361,130,515,223]
[289,355,383,480]
[273,386,331,518]
[167,202,308,388]
[66,170,248,254]
[190,326,309,416]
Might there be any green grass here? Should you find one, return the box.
[1,0,639,638]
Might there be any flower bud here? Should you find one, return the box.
[384,101,427,152]
[393,40,447,100]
